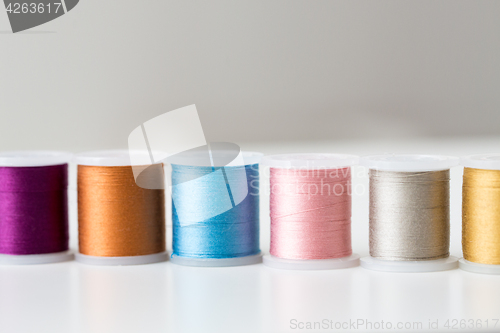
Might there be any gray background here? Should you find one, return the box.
[1,0,499,152]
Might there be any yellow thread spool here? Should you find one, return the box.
[460,154,500,274]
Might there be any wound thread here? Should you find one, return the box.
[462,167,500,265]
[0,164,69,255]
[78,164,166,257]
[369,169,450,261]
[269,167,352,260]
[172,164,260,259]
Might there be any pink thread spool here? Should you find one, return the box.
[261,154,360,270]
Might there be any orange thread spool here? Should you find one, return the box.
[75,151,166,265]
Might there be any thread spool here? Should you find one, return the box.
[261,154,360,270]
[169,150,263,267]
[460,154,500,275]
[0,151,73,265]
[360,154,459,272]
[74,150,167,265]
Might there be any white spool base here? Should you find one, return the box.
[75,251,168,266]
[263,254,360,270]
[170,253,262,267]
[459,258,500,275]
[360,256,458,272]
[0,251,74,265]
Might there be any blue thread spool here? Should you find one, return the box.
[169,151,263,267]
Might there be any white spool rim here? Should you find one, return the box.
[0,251,74,265]
[459,258,500,275]
[461,153,500,170]
[260,153,359,169]
[360,256,458,273]
[263,254,360,270]
[360,154,459,172]
[75,251,168,266]
[74,149,166,166]
[169,151,263,167]
[0,151,72,167]
[170,253,262,267]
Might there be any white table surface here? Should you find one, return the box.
[1,137,499,333]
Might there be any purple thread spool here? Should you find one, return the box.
[0,151,73,265]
